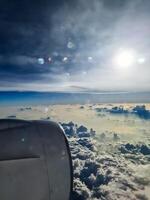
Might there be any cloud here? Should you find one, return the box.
[95,105,150,119]
[0,55,37,66]
[61,122,150,200]
[0,0,150,91]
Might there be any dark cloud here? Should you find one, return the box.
[95,105,150,120]
[0,0,150,91]
[0,0,63,54]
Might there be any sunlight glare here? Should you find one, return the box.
[114,49,136,68]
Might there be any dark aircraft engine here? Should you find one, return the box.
[0,119,73,200]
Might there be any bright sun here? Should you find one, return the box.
[113,49,136,68]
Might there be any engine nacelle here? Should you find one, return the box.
[0,119,73,200]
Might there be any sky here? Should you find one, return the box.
[0,0,150,92]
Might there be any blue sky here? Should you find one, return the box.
[0,0,150,92]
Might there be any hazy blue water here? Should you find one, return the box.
[0,91,150,106]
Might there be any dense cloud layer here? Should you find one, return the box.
[61,122,150,200]
[96,105,150,119]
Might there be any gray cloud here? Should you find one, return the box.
[1,0,150,91]
[0,55,37,66]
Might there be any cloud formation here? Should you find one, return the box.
[0,0,150,91]
[61,121,150,200]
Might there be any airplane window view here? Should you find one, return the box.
[0,0,150,200]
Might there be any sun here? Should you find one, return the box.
[113,49,136,68]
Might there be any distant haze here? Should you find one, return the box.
[0,91,150,106]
